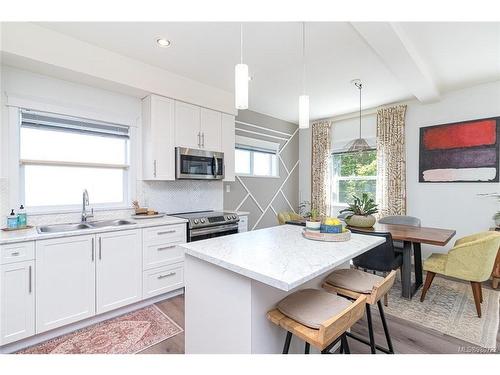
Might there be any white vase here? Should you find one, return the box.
[305,221,321,231]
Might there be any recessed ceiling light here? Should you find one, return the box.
[156,38,171,48]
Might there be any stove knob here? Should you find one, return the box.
[200,218,206,224]
[193,219,199,224]
[232,215,237,219]
[226,216,231,220]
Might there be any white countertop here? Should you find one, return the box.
[0,216,188,245]
[181,225,385,291]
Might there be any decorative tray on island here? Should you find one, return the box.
[302,228,351,242]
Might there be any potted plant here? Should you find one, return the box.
[299,201,322,230]
[339,193,378,228]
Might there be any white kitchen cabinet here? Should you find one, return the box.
[0,260,35,345]
[143,262,184,299]
[221,113,236,181]
[96,229,142,314]
[175,101,201,149]
[36,235,96,333]
[200,108,222,151]
[142,95,175,180]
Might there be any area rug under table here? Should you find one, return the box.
[383,275,499,350]
[18,305,183,354]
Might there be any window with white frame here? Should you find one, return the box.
[19,110,130,210]
[330,149,377,205]
[234,136,279,177]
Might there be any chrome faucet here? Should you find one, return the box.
[81,189,94,222]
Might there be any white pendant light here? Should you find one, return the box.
[235,24,249,110]
[299,22,309,129]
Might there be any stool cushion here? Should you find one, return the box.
[277,289,351,329]
[325,268,384,294]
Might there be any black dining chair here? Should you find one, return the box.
[350,229,403,306]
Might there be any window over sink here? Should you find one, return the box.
[19,110,130,210]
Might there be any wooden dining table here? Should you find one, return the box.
[285,220,456,299]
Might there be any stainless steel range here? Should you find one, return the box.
[171,211,239,242]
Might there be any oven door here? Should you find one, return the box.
[189,223,239,242]
[176,147,224,180]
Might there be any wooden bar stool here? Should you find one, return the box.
[322,269,397,354]
[267,289,366,354]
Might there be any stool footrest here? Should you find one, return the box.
[345,332,393,354]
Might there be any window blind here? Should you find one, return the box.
[21,110,130,139]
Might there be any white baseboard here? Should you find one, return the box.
[0,288,184,354]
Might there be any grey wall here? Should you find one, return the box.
[224,110,299,230]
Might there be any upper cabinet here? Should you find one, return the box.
[200,108,222,151]
[142,95,234,181]
[174,101,201,149]
[142,95,175,180]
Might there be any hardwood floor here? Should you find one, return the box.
[139,284,499,354]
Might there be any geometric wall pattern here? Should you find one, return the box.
[224,111,300,230]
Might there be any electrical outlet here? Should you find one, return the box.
[225,184,231,193]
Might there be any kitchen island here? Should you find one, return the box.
[180,225,384,354]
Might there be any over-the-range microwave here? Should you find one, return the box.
[175,147,224,180]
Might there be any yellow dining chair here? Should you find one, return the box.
[420,232,500,317]
[277,212,303,225]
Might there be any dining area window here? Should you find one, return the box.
[330,149,377,205]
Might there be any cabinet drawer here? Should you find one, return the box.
[1,242,35,265]
[143,242,185,270]
[143,263,184,299]
[143,224,186,245]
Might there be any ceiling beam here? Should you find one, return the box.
[351,22,440,103]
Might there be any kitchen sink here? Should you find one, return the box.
[88,219,135,228]
[36,219,136,234]
[37,223,93,233]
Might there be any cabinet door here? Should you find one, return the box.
[201,108,222,151]
[0,260,35,345]
[175,101,201,149]
[36,235,95,333]
[221,113,235,181]
[142,95,175,180]
[96,230,142,314]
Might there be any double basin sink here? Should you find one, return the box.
[37,219,135,234]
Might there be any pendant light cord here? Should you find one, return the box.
[240,24,243,64]
[302,22,306,95]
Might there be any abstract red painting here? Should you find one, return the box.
[419,117,499,182]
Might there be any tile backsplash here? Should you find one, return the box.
[0,178,223,227]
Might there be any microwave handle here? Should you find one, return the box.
[212,155,219,177]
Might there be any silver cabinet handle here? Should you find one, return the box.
[157,230,176,235]
[11,251,20,256]
[202,132,205,148]
[197,132,201,147]
[98,237,102,260]
[28,265,32,294]
[153,160,157,178]
[157,245,176,251]
[157,272,176,279]
[91,238,95,262]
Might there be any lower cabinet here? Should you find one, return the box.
[143,263,184,299]
[0,260,35,345]
[96,230,142,314]
[35,235,96,334]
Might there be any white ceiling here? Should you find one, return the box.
[37,22,500,123]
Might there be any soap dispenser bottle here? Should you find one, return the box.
[17,205,27,228]
[7,209,18,229]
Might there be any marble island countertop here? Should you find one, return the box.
[0,216,188,245]
[180,225,385,291]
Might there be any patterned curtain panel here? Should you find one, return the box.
[376,105,407,217]
[311,120,332,216]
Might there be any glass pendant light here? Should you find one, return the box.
[346,79,371,152]
[299,22,309,129]
[235,24,249,110]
